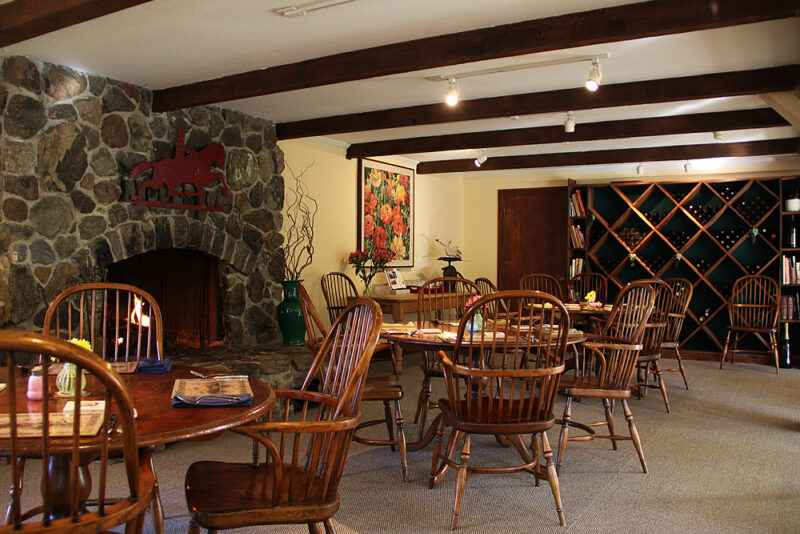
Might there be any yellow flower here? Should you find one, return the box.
[584,291,596,303]
[68,338,93,351]
[390,235,407,260]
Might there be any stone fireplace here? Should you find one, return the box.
[1,55,287,349]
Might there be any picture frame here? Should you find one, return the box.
[357,158,414,267]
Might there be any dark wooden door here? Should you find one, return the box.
[498,187,569,290]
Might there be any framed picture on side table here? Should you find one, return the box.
[384,268,406,290]
[357,158,414,267]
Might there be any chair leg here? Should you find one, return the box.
[720,330,732,369]
[186,520,200,534]
[5,457,24,525]
[542,432,566,527]
[307,523,323,534]
[394,399,408,482]
[450,435,471,530]
[429,416,446,488]
[621,399,647,474]
[603,398,617,451]
[651,360,671,413]
[675,347,689,390]
[148,452,166,534]
[323,518,336,534]
[416,376,433,442]
[383,400,395,450]
[556,396,572,475]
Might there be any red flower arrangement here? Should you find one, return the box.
[348,248,393,296]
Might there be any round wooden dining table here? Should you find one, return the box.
[0,364,275,534]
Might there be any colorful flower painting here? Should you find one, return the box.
[358,159,414,267]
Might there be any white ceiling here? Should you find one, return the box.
[3,0,799,175]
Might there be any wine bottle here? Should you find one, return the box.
[780,323,792,369]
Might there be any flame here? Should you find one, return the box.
[131,296,151,327]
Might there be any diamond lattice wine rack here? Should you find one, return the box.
[582,178,782,352]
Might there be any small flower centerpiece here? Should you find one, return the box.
[582,290,603,310]
[465,295,483,332]
[347,248,393,296]
[55,338,91,397]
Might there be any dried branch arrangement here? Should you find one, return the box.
[281,162,318,280]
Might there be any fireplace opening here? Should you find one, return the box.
[106,249,225,348]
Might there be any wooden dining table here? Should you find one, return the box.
[0,364,275,534]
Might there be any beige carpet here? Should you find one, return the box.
[4,355,799,533]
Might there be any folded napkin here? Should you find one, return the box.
[136,359,173,374]
[171,393,252,407]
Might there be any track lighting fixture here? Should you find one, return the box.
[474,151,487,168]
[564,111,575,133]
[636,164,644,175]
[445,78,459,107]
[713,131,724,140]
[585,58,602,92]
[684,161,693,173]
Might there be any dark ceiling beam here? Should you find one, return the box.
[346,109,789,159]
[0,0,154,47]
[151,0,799,112]
[415,138,800,174]
[279,65,800,139]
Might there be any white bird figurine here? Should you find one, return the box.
[435,238,462,259]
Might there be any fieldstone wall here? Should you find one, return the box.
[0,55,286,347]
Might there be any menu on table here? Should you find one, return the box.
[0,412,104,437]
[172,378,253,407]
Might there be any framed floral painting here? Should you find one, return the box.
[357,159,414,267]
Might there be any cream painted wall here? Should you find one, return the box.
[278,139,463,327]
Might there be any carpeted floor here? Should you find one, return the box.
[3,354,799,533]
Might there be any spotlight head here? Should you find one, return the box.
[474,151,488,168]
[713,131,724,140]
[684,161,693,173]
[585,59,602,92]
[445,78,459,107]
[636,164,644,175]
[564,111,575,133]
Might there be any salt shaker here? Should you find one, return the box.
[26,366,43,401]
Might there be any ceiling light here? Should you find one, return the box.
[564,111,575,133]
[585,58,602,92]
[713,131,724,140]
[445,78,459,107]
[474,151,488,168]
[275,0,357,17]
[425,53,610,82]
[636,164,644,175]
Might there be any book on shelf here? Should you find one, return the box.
[569,225,585,248]
[569,190,586,218]
[569,258,584,279]
[781,295,795,320]
[782,255,800,284]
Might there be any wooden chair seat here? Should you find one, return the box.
[437,398,555,434]
[558,375,633,400]
[185,461,339,526]
[363,376,403,401]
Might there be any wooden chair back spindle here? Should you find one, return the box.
[43,283,163,363]
[520,273,565,301]
[321,272,359,325]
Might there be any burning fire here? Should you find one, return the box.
[131,296,151,328]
